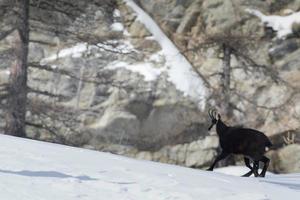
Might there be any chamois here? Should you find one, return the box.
[207,109,272,177]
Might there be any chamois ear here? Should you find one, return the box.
[217,114,221,119]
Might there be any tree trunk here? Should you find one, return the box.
[221,43,232,117]
[5,0,29,137]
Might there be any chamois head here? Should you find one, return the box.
[208,108,221,131]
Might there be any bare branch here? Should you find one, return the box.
[0,27,15,41]
[232,90,299,110]
[27,87,66,99]
[28,62,125,87]
[25,121,66,143]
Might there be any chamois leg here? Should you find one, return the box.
[242,157,253,177]
[207,152,229,171]
[242,158,259,177]
[259,156,270,177]
[253,161,259,177]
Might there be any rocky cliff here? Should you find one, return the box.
[0,0,299,171]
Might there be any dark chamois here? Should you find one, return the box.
[207,109,272,177]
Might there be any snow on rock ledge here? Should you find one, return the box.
[123,0,208,109]
[246,8,300,39]
[108,61,164,82]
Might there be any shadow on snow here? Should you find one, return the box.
[260,180,300,191]
[0,169,97,181]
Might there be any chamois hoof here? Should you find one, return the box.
[241,172,252,177]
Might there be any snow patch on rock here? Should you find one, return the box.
[124,0,208,109]
[246,9,300,39]
[108,61,164,82]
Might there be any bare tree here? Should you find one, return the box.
[182,20,296,118]
[0,0,135,139]
[3,0,29,137]
[179,19,298,166]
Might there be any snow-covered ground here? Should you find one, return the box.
[0,134,299,200]
[215,166,273,177]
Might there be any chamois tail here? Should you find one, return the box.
[264,139,273,152]
[266,140,272,147]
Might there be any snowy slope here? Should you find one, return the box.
[0,134,299,200]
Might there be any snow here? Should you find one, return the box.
[124,0,207,109]
[215,166,273,177]
[108,61,164,81]
[51,65,58,69]
[40,43,89,65]
[0,134,299,200]
[148,51,164,63]
[111,9,124,32]
[40,40,135,65]
[106,51,166,82]
[111,22,124,32]
[95,40,135,54]
[246,9,300,39]
[113,9,121,18]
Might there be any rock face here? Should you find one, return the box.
[0,0,300,172]
[106,135,219,169]
[268,144,300,173]
[137,0,300,137]
[1,0,211,156]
